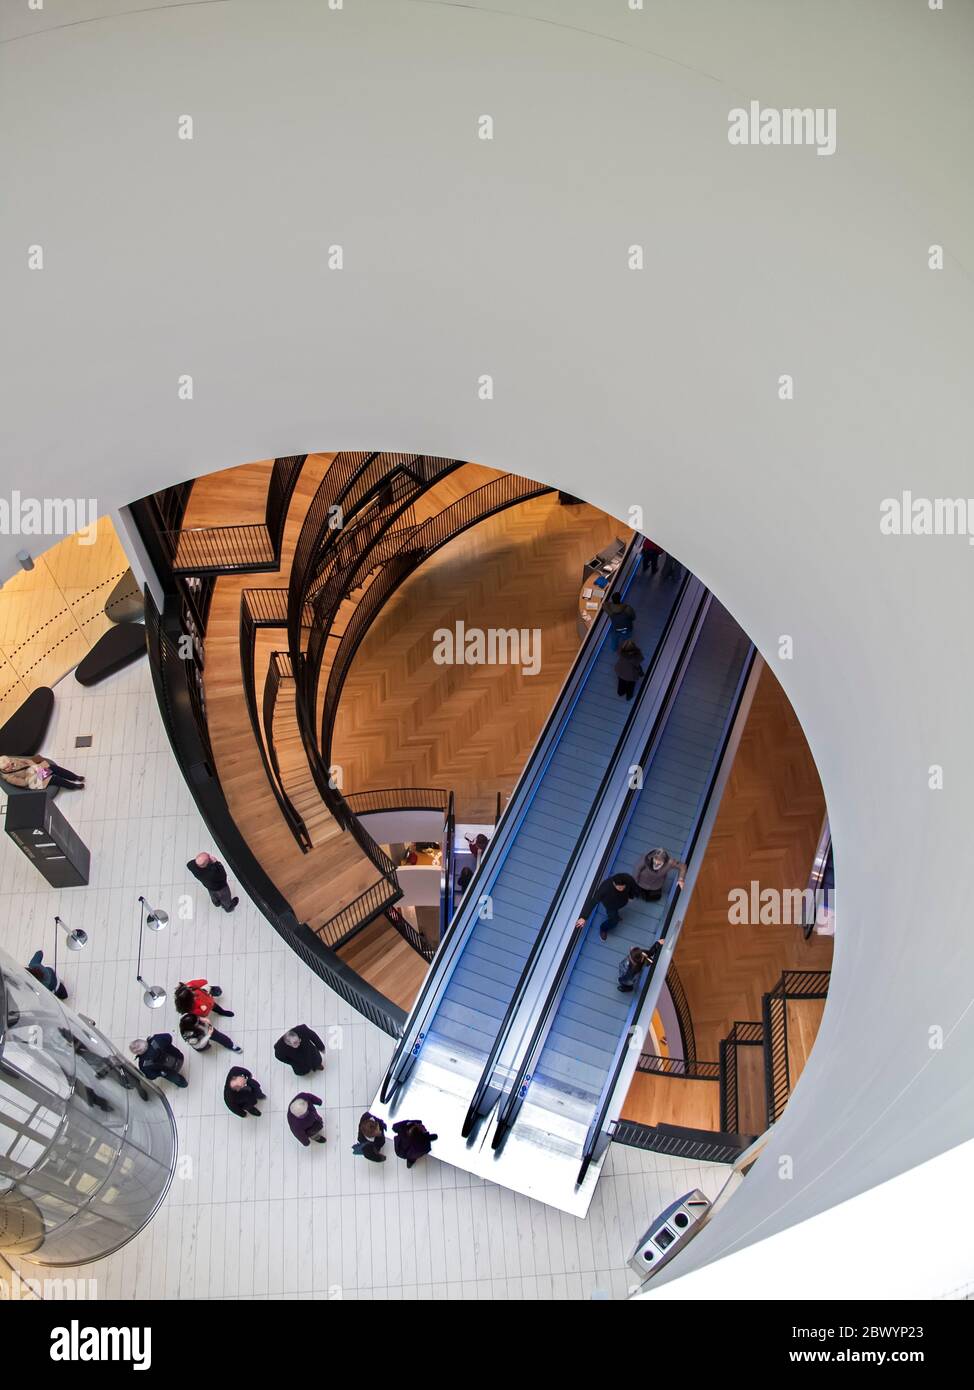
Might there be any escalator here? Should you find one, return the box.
[489,597,756,1191]
[378,540,695,1116]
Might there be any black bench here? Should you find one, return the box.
[75,623,147,687]
[105,568,144,624]
[0,687,54,755]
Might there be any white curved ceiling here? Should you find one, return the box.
[2,0,973,1287]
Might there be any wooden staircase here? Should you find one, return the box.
[720,969,831,1132]
[336,914,431,1011]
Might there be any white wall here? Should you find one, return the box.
[355,809,445,846]
[3,0,973,1288]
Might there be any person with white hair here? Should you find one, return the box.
[287,1093,326,1146]
[129,1035,188,1088]
[186,851,239,912]
[273,1023,326,1075]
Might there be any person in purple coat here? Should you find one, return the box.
[392,1119,438,1169]
[287,1093,326,1146]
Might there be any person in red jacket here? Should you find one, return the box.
[174,979,234,1018]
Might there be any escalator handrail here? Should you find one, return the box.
[440,790,456,943]
[576,641,758,1186]
[489,586,712,1141]
[463,567,701,1135]
[378,532,643,1101]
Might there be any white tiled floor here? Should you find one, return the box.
[0,662,726,1299]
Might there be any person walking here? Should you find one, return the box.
[641,538,663,575]
[352,1112,388,1163]
[617,946,655,993]
[392,1119,438,1169]
[129,1034,188,1088]
[634,846,687,901]
[26,949,68,999]
[273,1024,325,1076]
[179,1012,242,1055]
[223,1066,266,1117]
[0,754,85,791]
[614,640,644,700]
[576,873,639,941]
[174,979,234,1018]
[287,1093,327,1146]
[604,591,636,650]
[187,852,239,912]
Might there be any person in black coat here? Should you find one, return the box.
[392,1119,438,1169]
[576,873,639,941]
[287,1094,326,1146]
[129,1035,188,1088]
[224,1066,266,1117]
[352,1112,388,1163]
[273,1024,325,1076]
[187,852,239,912]
[614,640,644,700]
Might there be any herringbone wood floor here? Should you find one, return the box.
[670,666,833,1062]
[331,495,630,823]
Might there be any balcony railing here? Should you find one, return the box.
[159,455,305,575]
[763,970,831,1125]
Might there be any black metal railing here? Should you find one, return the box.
[612,1120,754,1165]
[163,523,276,572]
[343,787,450,815]
[763,970,831,1126]
[663,961,697,1067]
[637,1053,721,1080]
[288,452,457,658]
[240,590,311,850]
[440,790,456,944]
[719,1020,764,1134]
[383,906,437,964]
[313,879,402,952]
[160,456,306,575]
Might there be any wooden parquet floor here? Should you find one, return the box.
[670,665,834,1061]
[787,996,827,1092]
[621,1073,721,1130]
[331,495,630,824]
[337,917,430,1012]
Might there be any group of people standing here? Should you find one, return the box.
[25,846,442,1170]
